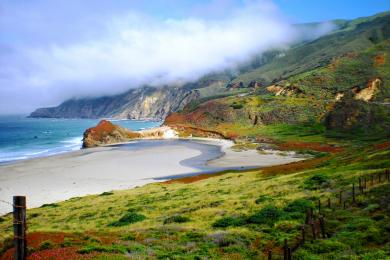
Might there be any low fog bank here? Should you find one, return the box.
[0,0,336,114]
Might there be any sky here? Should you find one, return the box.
[0,0,389,114]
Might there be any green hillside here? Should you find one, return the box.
[233,12,390,86]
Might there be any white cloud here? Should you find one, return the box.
[0,0,334,114]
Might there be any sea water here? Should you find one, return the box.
[0,115,161,163]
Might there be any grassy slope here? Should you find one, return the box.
[0,142,389,259]
[233,13,390,86]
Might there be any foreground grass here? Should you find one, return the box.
[0,141,389,259]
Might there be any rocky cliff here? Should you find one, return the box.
[30,86,199,120]
[82,120,178,148]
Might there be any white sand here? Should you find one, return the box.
[0,139,304,215]
[204,139,304,168]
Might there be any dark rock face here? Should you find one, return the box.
[29,86,200,120]
[325,96,390,136]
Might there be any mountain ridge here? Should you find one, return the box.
[29,12,389,120]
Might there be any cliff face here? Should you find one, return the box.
[82,120,140,148]
[30,86,199,120]
[82,120,177,148]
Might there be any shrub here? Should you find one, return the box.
[163,215,190,224]
[60,238,73,247]
[40,203,59,208]
[255,195,273,204]
[0,237,13,255]
[305,239,348,254]
[230,103,244,109]
[284,199,313,213]
[247,205,285,225]
[363,203,380,213]
[99,191,114,196]
[182,231,204,242]
[39,240,54,250]
[303,173,330,190]
[78,245,127,254]
[361,250,388,260]
[207,232,248,247]
[275,220,300,232]
[109,212,146,227]
[121,233,136,241]
[212,216,247,228]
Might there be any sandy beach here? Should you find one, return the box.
[0,139,304,215]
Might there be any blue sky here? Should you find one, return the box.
[273,0,389,22]
[0,0,388,114]
[79,0,388,22]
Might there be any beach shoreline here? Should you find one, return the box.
[0,138,305,215]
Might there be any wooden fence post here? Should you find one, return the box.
[319,216,326,238]
[267,249,272,260]
[301,225,306,244]
[311,221,316,241]
[305,209,311,224]
[339,191,342,205]
[318,199,321,214]
[283,239,288,260]
[13,196,27,260]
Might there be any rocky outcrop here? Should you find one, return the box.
[266,85,304,96]
[30,86,200,120]
[248,81,262,89]
[334,78,383,102]
[353,78,382,102]
[82,120,140,148]
[82,120,178,148]
[325,96,389,135]
[226,82,244,89]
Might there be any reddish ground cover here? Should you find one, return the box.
[278,141,343,153]
[374,141,390,150]
[86,120,117,141]
[261,157,329,177]
[164,172,226,184]
[1,231,120,260]
[374,54,385,66]
[27,247,122,260]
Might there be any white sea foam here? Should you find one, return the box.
[0,136,83,163]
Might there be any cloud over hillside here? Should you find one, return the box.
[0,0,334,113]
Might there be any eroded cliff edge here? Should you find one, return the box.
[30,86,199,121]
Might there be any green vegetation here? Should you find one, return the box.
[0,143,389,258]
[1,12,390,259]
[108,210,146,227]
[163,215,191,224]
[234,13,390,86]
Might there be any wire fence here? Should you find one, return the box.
[262,168,389,259]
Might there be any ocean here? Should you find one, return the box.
[0,115,161,163]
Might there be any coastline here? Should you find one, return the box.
[0,138,305,215]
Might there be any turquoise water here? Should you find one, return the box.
[0,116,161,163]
